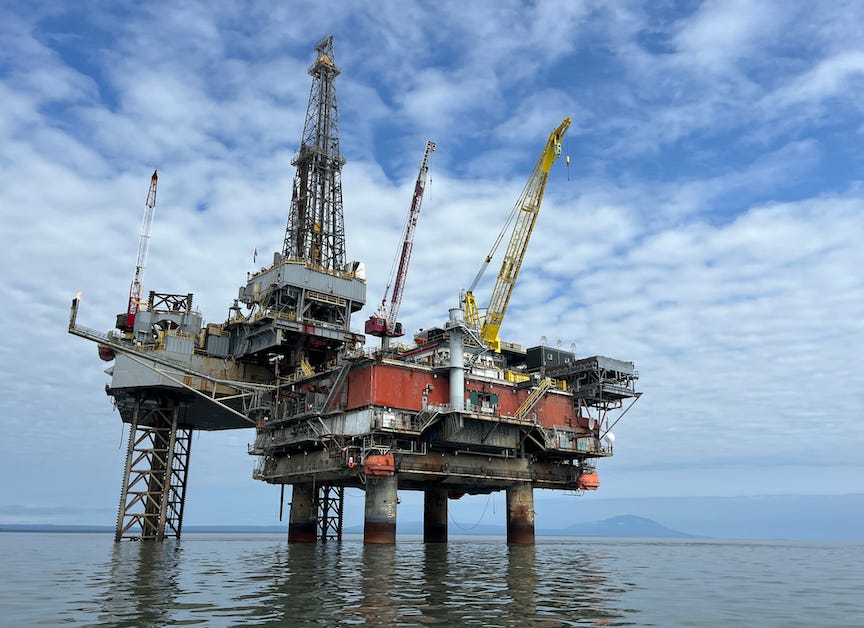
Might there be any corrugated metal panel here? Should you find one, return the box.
[326,409,372,435]
[206,334,230,358]
[111,354,183,390]
[164,335,195,356]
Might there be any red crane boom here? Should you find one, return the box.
[366,141,435,343]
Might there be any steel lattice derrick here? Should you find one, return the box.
[283,35,346,271]
[115,395,192,541]
[317,484,344,542]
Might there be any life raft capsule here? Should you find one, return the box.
[363,452,395,476]
[97,344,115,361]
[577,472,600,490]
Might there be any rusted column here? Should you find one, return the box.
[423,488,448,543]
[288,482,317,543]
[506,481,535,545]
[364,474,398,544]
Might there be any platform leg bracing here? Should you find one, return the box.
[288,482,318,543]
[423,488,448,543]
[318,484,344,543]
[506,482,535,545]
[364,474,398,544]
[115,395,191,541]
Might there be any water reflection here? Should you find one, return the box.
[255,541,362,625]
[94,540,183,627]
[507,544,538,622]
[354,544,399,625]
[80,535,635,626]
[534,541,630,625]
[420,542,450,623]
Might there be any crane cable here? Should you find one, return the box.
[468,169,535,293]
[380,204,413,311]
[566,134,571,181]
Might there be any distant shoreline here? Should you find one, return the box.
[1,516,694,538]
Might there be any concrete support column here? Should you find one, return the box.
[288,482,317,543]
[364,474,398,544]
[506,481,535,545]
[423,488,448,543]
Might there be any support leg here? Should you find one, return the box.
[506,481,535,545]
[115,395,191,541]
[423,488,448,543]
[288,482,318,543]
[364,475,398,544]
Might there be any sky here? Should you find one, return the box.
[1,0,862,528]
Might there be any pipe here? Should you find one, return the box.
[448,307,464,412]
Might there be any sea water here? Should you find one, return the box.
[1,533,861,626]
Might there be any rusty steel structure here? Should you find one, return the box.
[69,36,639,544]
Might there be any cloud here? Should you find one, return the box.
[672,0,782,72]
[764,51,864,110]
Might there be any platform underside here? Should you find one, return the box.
[108,386,254,431]
[257,448,588,493]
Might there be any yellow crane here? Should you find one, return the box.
[465,117,571,352]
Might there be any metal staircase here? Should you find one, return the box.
[515,377,555,421]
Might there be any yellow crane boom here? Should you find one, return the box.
[465,117,571,352]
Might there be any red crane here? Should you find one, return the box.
[119,170,158,332]
[366,141,436,346]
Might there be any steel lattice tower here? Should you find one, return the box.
[283,36,346,271]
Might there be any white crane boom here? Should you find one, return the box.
[122,170,158,331]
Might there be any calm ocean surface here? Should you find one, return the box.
[1,532,861,627]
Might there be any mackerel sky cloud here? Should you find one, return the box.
[1,1,861,525]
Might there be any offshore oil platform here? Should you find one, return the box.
[69,36,639,544]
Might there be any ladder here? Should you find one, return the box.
[516,378,555,421]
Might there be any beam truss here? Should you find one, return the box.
[317,484,344,542]
[115,395,192,541]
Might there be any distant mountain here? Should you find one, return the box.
[532,493,864,541]
[555,515,697,538]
